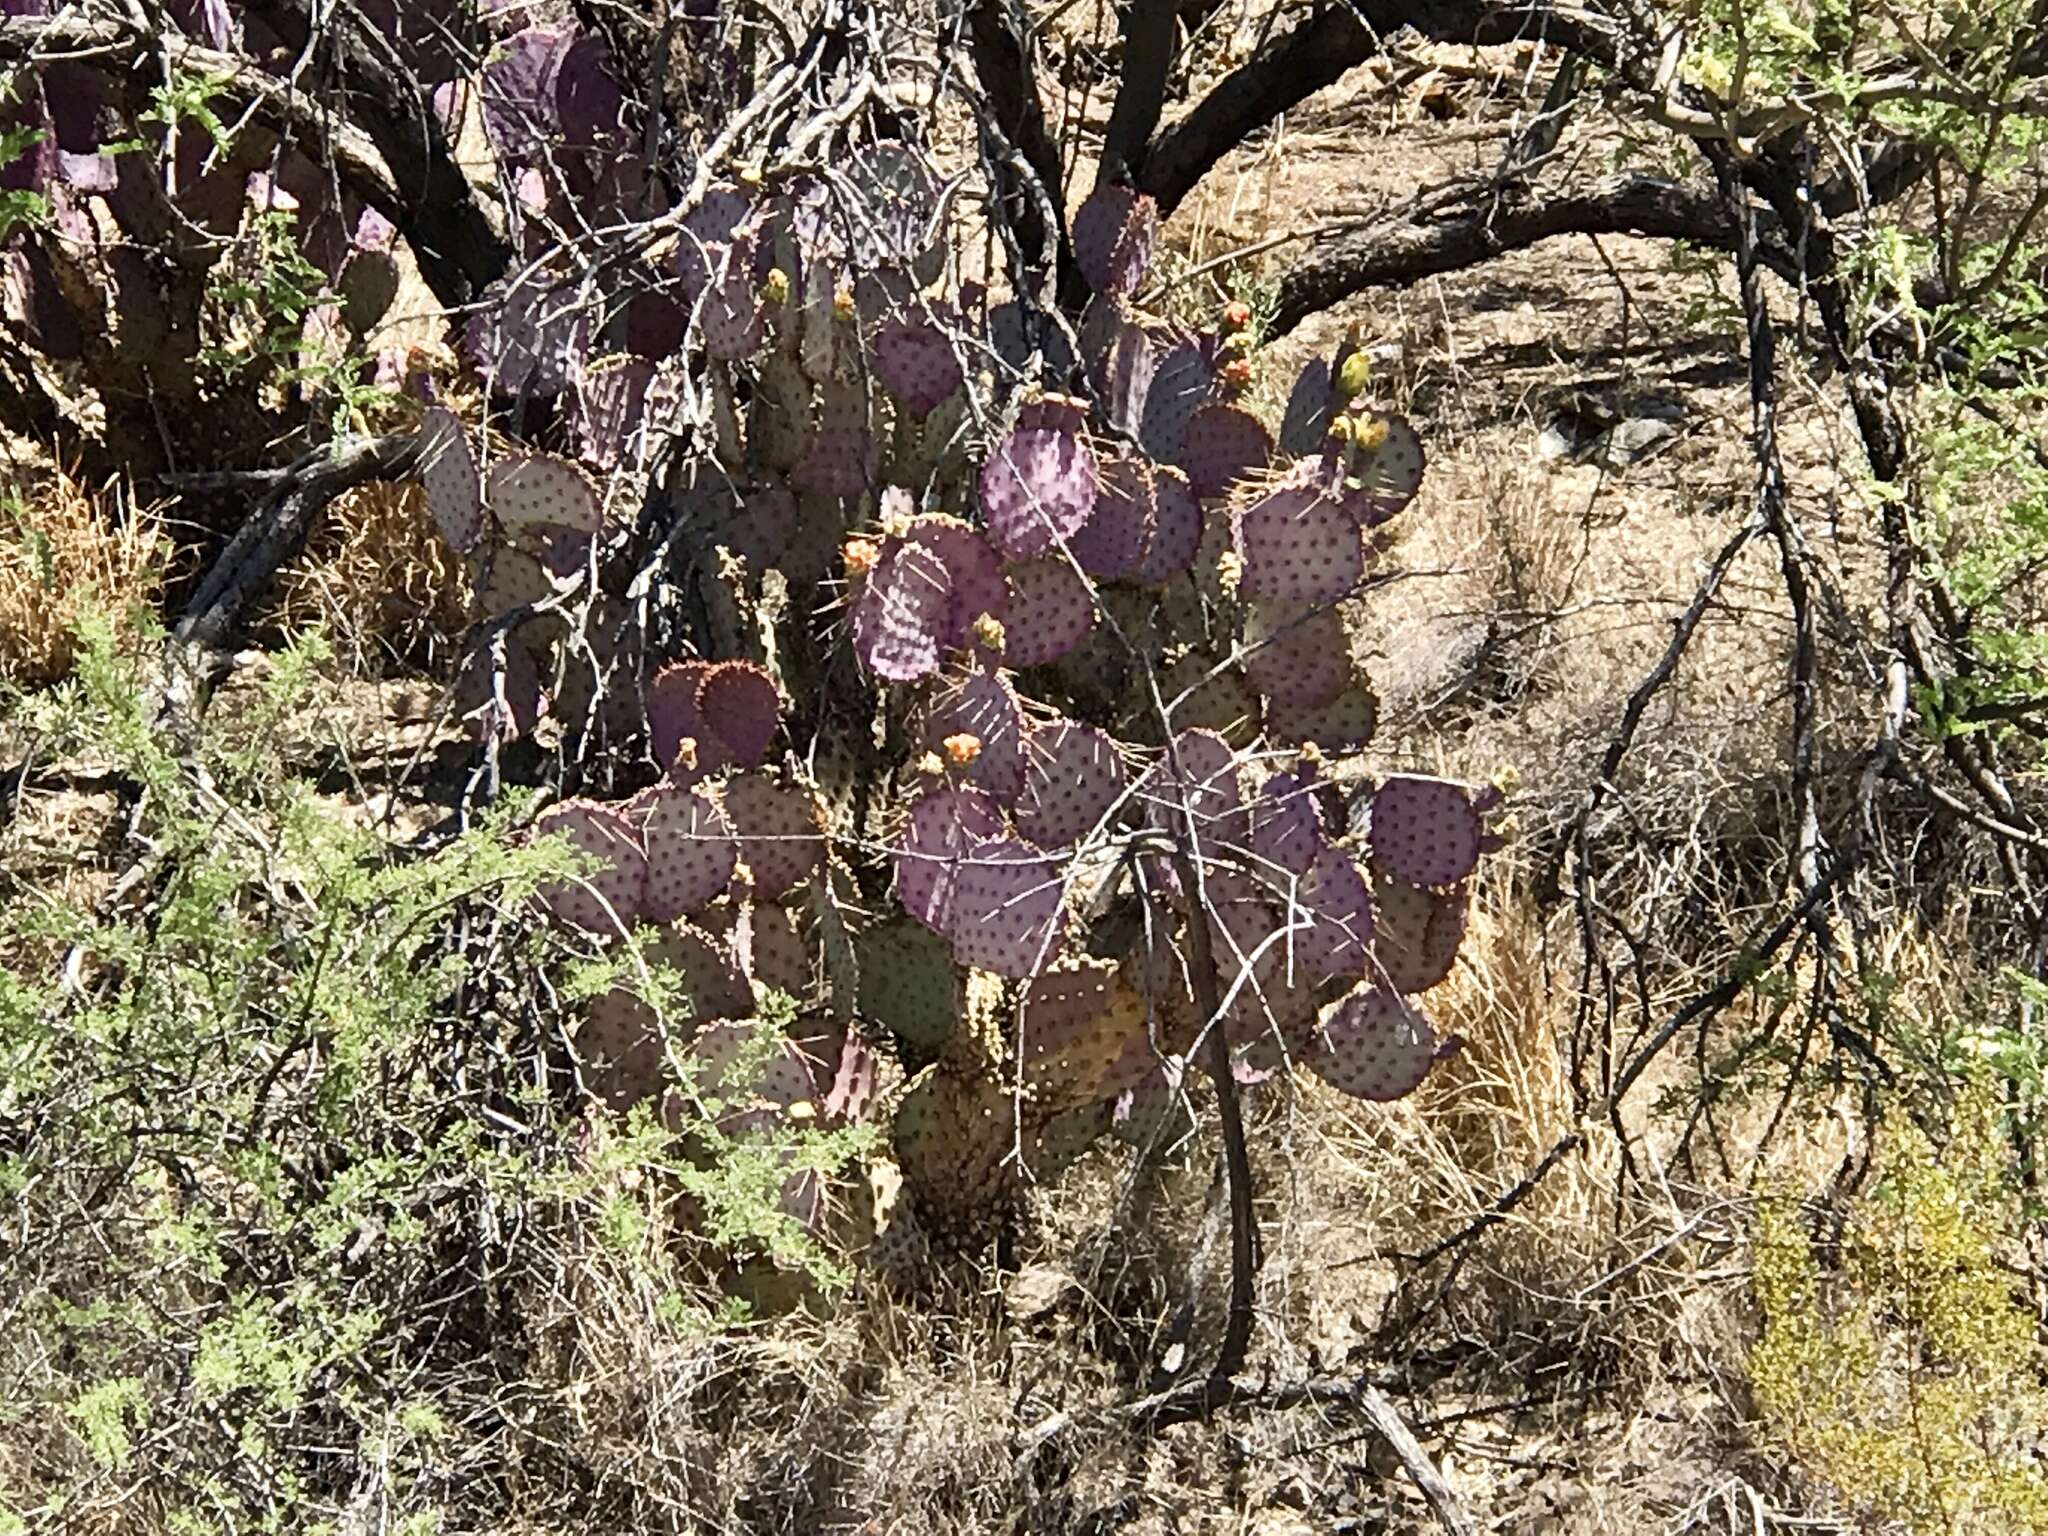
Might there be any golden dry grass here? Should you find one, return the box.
[0,465,169,689]
[261,476,470,674]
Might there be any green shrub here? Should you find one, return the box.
[0,614,863,1533]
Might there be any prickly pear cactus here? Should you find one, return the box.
[377,69,1497,1265]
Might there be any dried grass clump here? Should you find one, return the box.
[0,467,167,688]
[263,477,469,674]
[509,1192,1038,1534]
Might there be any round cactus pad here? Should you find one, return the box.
[1366,775,1483,888]
[895,783,1004,935]
[949,836,1068,978]
[1001,557,1096,667]
[1305,987,1439,1101]
[488,452,603,534]
[1016,719,1126,850]
[979,410,1099,561]
[718,772,825,898]
[639,784,738,921]
[533,800,647,936]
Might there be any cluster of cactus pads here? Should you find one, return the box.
[367,29,1501,1258]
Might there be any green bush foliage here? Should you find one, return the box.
[0,613,865,1532]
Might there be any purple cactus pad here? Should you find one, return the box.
[694,661,781,768]
[1130,466,1203,584]
[1137,341,1211,462]
[895,784,1004,936]
[638,784,739,921]
[418,406,483,553]
[851,537,951,683]
[792,378,875,497]
[1242,601,1349,712]
[575,353,654,471]
[1304,987,1439,1102]
[719,773,826,898]
[1143,728,1248,854]
[873,314,964,417]
[481,26,574,163]
[978,409,1099,561]
[646,660,733,785]
[1178,404,1273,498]
[1331,412,1426,527]
[1263,678,1380,752]
[1278,843,1374,982]
[1015,719,1126,850]
[487,453,603,534]
[1232,480,1362,606]
[924,668,1028,803]
[1245,768,1327,877]
[949,836,1068,978]
[1370,876,1468,994]
[533,800,647,936]
[1071,182,1158,298]
[1365,776,1483,888]
[675,184,756,299]
[1070,456,1156,581]
[1279,355,1334,456]
[1001,558,1096,667]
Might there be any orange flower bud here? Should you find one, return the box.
[842,536,880,577]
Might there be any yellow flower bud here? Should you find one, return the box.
[1334,347,1372,403]
[1216,549,1243,597]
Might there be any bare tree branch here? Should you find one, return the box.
[1101,0,1179,185]
[1136,1,1614,217]
[1267,176,1747,339]
[0,14,404,217]
[163,435,420,724]
[964,0,1071,289]
[240,0,513,308]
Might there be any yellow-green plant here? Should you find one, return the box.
[1751,1085,2048,1534]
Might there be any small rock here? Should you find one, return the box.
[1590,415,1681,468]
[1003,1264,1071,1322]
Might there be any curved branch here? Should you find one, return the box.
[0,9,511,308]
[0,14,402,213]
[1268,176,1749,338]
[242,0,513,308]
[1136,1,1614,216]
[173,434,421,659]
